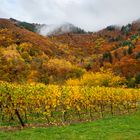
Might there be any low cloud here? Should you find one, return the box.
[1,0,140,31]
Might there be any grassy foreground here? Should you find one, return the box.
[0,112,140,140]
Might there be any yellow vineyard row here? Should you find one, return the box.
[0,82,140,126]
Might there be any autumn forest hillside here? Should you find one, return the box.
[1,18,140,86]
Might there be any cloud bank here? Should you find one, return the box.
[0,0,140,31]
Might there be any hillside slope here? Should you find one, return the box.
[0,18,85,83]
[52,21,140,77]
[1,18,140,84]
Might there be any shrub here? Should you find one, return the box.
[66,69,126,87]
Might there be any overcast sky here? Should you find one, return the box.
[0,0,140,31]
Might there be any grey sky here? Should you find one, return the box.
[0,0,140,31]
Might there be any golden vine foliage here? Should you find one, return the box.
[0,81,139,126]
